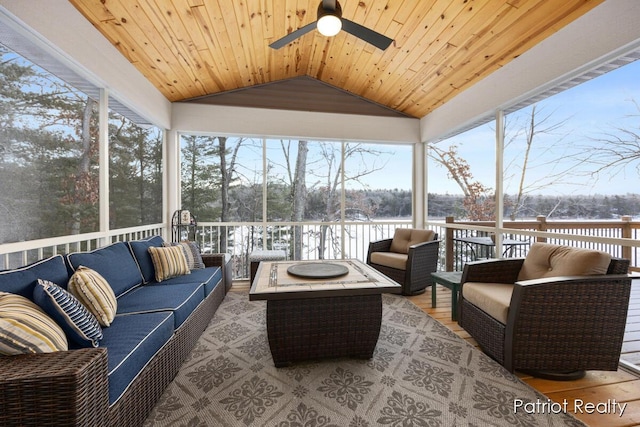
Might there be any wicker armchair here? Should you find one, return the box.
[458,242,632,380]
[366,228,440,295]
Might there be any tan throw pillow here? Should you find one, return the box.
[148,246,190,282]
[68,266,117,327]
[518,242,612,281]
[0,292,68,355]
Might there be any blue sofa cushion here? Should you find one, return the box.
[0,255,69,298]
[103,311,174,405]
[127,236,165,284]
[33,279,103,348]
[115,282,205,329]
[66,242,143,297]
[157,267,223,296]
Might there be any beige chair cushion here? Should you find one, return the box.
[370,252,408,271]
[462,282,514,324]
[389,229,435,254]
[518,242,611,281]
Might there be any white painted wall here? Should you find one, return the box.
[420,0,640,143]
[172,103,420,144]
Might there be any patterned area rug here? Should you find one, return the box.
[144,291,585,427]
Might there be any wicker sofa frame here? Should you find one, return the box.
[458,256,631,379]
[0,253,230,427]
[366,233,440,295]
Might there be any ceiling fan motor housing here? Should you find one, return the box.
[317,0,342,20]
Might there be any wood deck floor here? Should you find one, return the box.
[233,280,640,426]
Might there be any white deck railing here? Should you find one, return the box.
[0,224,164,269]
[196,220,416,279]
[1,218,638,277]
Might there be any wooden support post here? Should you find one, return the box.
[445,216,454,271]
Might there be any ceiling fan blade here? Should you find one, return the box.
[269,22,317,49]
[341,18,393,50]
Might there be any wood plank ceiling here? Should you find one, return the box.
[68,0,604,118]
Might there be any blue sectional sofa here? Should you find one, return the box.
[0,236,228,427]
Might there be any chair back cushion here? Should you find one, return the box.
[518,242,611,281]
[389,229,435,254]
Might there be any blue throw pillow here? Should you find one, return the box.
[127,236,166,283]
[33,279,103,348]
[67,242,144,297]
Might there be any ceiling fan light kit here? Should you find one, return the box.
[316,1,342,37]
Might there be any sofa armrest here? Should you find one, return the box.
[461,258,525,285]
[0,348,109,426]
[201,253,226,268]
[201,253,232,291]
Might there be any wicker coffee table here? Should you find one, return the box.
[249,259,402,367]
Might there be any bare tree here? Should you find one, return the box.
[574,99,640,182]
[67,98,99,234]
[313,142,388,259]
[503,104,572,219]
[429,104,576,221]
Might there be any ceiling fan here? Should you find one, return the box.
[269,0,393,51]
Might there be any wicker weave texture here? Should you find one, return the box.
[0,276,226,427]
[458,256,632,375]
[367,236,440,295]
[0,348,109,427]
[459,299,506,364]
[266,295,382,367]
[509,278,630,372]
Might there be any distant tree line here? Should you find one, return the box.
[428,192,640,220]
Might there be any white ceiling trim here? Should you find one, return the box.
[172,103,420,144]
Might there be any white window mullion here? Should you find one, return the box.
[340,141,346,259]
[495,110,505,256]
[263,138,268,249]
[99,88,109,246]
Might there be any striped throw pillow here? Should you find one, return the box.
[0,292,68,355]
[33,279,103,348]
[163,241,205,269]
[68,266,117,327]
[148,246,190,282]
